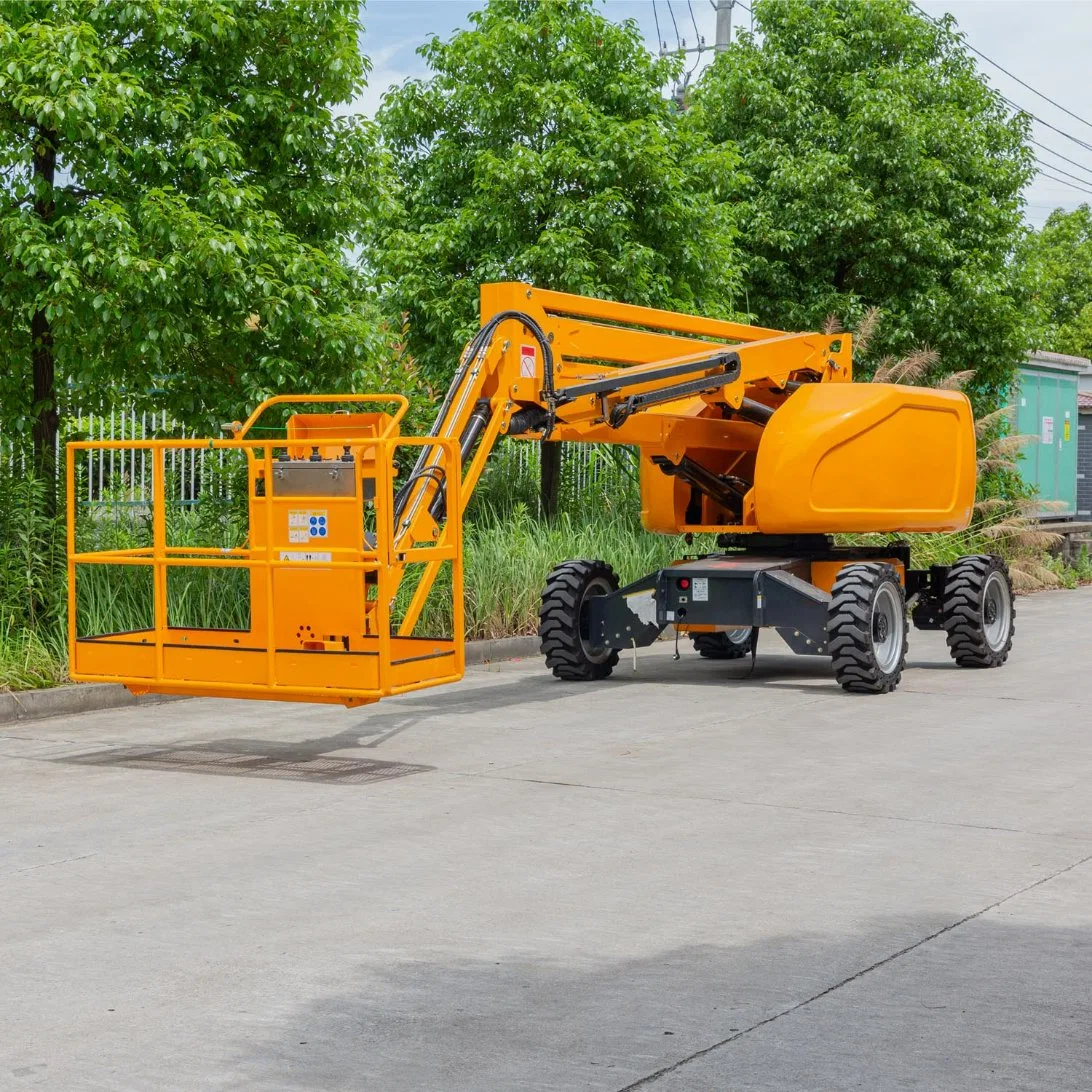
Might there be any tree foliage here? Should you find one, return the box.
[374,0,743,387]
[690,0,1035,407]
[1017,203,1092,360]
[0,0,387,472]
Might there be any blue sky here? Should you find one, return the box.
[354,1,1092,227]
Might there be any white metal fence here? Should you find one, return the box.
[0,400,222,507]
[67,405,216,506]
[0,398,640,509]
[484,436,640,512]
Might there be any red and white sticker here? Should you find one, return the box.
[519,344,537,378]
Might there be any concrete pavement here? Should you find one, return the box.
[2,587,1091,1090]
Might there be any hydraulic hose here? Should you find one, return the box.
[394,310,557,529]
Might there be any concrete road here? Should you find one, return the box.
[3,588,1092,1091]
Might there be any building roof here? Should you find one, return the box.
[1078,390,1092,411]
[1026,350,1092,375]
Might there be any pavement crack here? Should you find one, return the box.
[613,849,1092,1090]
[473,772,1084,841]
[6,852,97,877]
[897,688,1090,708]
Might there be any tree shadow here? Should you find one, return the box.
[225,917,1092,1091]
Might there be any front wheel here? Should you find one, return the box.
[827,563,908,694]
[539,560,620,680]
[942,555,1014,668]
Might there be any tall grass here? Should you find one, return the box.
[403,503,713,639]
[0,616,68,690]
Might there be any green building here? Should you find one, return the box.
[1015,351,1087,519]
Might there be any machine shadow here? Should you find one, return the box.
[53,647,961,777]
[229,918,1092,1092]
[350,648,960,742]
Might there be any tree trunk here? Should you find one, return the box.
[31,309,58,483]
[31,127,58,507]
[540,442,561,520]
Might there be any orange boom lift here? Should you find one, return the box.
[67,284,1013,702]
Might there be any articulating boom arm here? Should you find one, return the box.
[394,282,851,558]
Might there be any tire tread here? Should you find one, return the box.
[942,554,1014,668]
[827,563,907,694]
[539,560,620,680]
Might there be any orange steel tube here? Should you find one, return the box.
[66,443,77,653]
[68,433,462,705]
[152,448,167,679]
[235,393,410,439]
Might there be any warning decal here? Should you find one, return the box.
[288,509,329,544]
[520,344,537,378]
[279,551,332,563]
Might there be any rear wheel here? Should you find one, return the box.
[942,555,1014,668]
[539,560,620,680]
[827,563,908,694]
[691,628,753,659]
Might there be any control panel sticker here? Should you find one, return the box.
[288,509,329,543]
[279,551,332,563]
[692,577,709,602]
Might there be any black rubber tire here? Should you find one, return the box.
[827,563,908,694]
[539,560,621,680]
[942,554,1015,668]
[690,629,753,660]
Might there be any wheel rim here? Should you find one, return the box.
[982,570,1012,651]
[725,627,751,645]
[871,582,903,675]
[579,577,614,663]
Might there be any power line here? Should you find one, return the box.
[665,0,683,50]
[1030,138,1092,183]
[682,0,705,82]
[911,2,1092,155]
[911,1,1092,134]
[1003,94,1092,156]
[1036,167,1092,197]
[686,0,701,45]
[1033,159,1092,190]
[652,0,664,53]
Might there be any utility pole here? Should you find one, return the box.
[714,0,734,51]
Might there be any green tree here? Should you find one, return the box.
[0,0,386,488]
[690,0,1034,408]
[374,0,743,511]
[1017,204,1092,359]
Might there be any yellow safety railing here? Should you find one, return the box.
[66,428,464,708]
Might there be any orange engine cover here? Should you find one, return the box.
[753,383,977,534]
